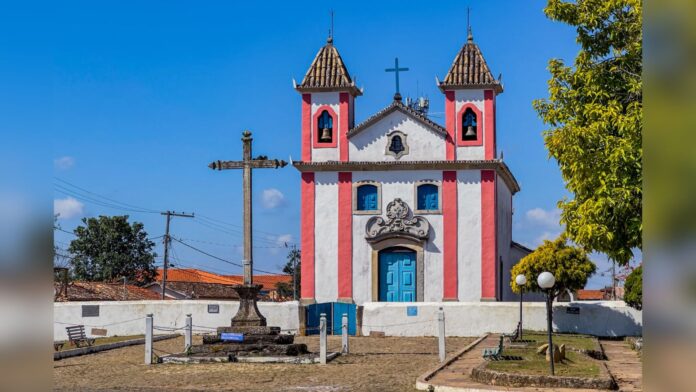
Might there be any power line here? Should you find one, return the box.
[54,178,159,213]
[170,237,286,275]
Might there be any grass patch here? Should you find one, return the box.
[521,330,598,351]
[56,335,144,351]
[487,347,600,377]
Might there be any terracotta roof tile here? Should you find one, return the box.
[157,268,242,285]
[577,289,606,300]
[439,30,502,93]
[296,38,361,96]
[223,274,291,289]
[54,281,162,302]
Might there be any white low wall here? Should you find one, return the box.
[361,301,642,337]
[54,300,300,341]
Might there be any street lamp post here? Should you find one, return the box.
[537,271,556,376]
[515,274,527,340]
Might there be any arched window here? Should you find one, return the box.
[462,108,477,141]
[417,184,439,211]
[317,110,333,143]
[356,184,379,211]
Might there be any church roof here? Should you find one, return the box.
[439,29,503,93]
[295,37,362,96]
[347,97,447,138]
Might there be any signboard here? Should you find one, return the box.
[220,332,244,342]
[82,305,99,317]
[406,306,418,317]
[566,306,580,315]
[91,328,108,336]
[208,304,220,314]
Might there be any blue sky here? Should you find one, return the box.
[5,1,626,287]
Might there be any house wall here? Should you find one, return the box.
[361,301,642,337]
[53,300,301,341]
[454,89,486,160]
[348,111,446,161]
[314,172,339,303]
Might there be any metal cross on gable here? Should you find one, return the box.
[385,57,409,97]
[208,131,287,286]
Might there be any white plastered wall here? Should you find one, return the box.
[352,171,444,304]
[349,111,446,161]
[456,170,482,301]
[496,176,513,300]
[454,89,486,160]
[314,172,338,302]
[311,92,341,162]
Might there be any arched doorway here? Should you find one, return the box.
[378,247,417,302]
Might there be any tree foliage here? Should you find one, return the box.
[533,0,642,266]
[68,215,157,284]
[275,247,301,299]
[510,237,597,298]
[623,264,642,309]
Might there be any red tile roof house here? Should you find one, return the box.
[53,281,162,302]
[144,268,293,301]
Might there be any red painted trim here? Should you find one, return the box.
[442,171,458,300]
[339,92,350,161]
[481,170,497,299]
[301,94,312,161]
[445,91,456,160]
[456,103,484,147]
[312,105,339,149]
[337,172,353,299]
[300,172,315,300]
[484,90,496,159]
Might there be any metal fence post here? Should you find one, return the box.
[319,313,327,365]
[145,313,153,365]
[185,313,192,351]
[438,307,446,363]
[341,313,349,354]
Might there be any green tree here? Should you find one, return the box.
[275,247,301,299]
[511,237,597,298]
[68,215,157,284]
[533,0,642,266]
[623,264,642,309]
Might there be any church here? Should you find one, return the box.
[293,30,530,306]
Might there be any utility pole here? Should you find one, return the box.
[292,244,298,301]
[161,211,194,300]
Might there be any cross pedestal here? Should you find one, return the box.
[230,284,266,327]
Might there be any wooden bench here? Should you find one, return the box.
[504,322,521,343]
[66,325,95,348]
[482,335,505,360]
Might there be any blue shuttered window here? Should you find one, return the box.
[417,184,439,211]
[357,184,378,211]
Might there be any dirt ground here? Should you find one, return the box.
[54,335,474,391]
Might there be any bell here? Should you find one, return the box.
[320,127,332,142]
[464,125,476,138]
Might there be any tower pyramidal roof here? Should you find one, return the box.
[295,37,362,96]
[439,28,503,93]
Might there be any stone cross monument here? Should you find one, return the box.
[208,130,287,326]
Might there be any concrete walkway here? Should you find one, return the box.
[416,334,639,392]
[600,340,642,391]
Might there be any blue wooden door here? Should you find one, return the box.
[379,249,416,302]
[332,302,357,335]
[305,302,332,335]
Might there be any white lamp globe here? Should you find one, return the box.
[537,271,556,289]
[515,274,527,286]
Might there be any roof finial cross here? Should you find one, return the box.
[385,57,409,100]
[328,10,334,44]
[467,7,473,42]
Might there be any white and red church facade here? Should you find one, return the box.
[294,33,530,306]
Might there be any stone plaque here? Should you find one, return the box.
[91,328,107,336]
[81,305,99,317]
[406,306,418,316]
[221,332,244,342]
[566,306,580,315]
[208,304,220,314]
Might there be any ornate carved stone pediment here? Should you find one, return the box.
[365,198,430,243]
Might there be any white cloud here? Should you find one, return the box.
[54,156,75,170]
[54,197,84,219]
[533,231,560,246]
[261,188,285,209]
[525,207,561,229]
[269,234,293,255]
